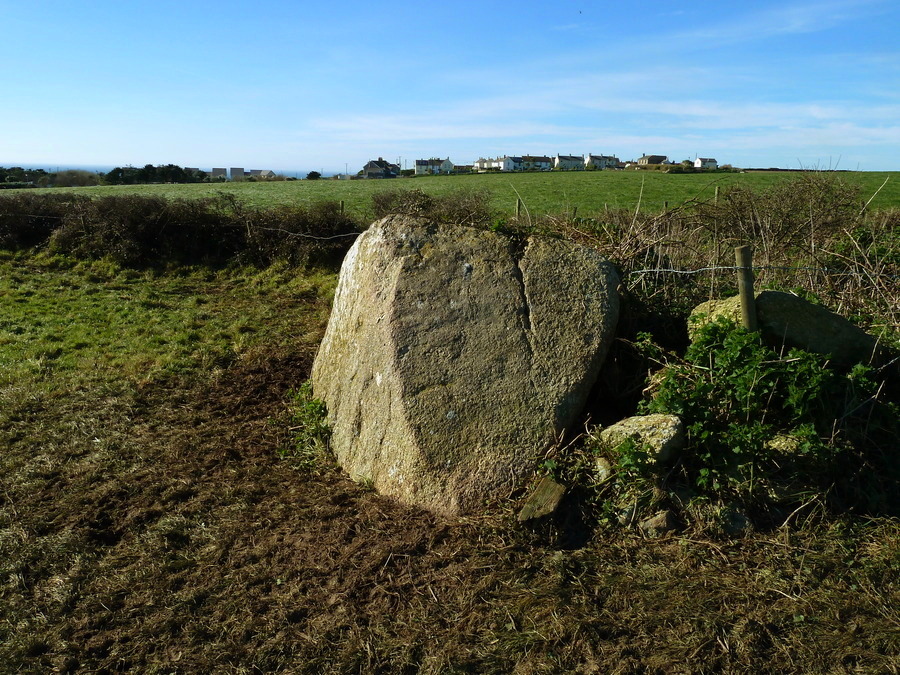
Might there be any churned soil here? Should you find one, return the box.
[2,347,898,673]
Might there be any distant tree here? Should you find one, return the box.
[52,170,101,187]
[306,171,321,180]
[104,164,206,185]
[0,166,48,183]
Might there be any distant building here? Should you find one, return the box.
[694,157,718,170]
[473,157,494,172]
[362,157,400,179]
[637,155,667,166]
[497,156,524,172]
[414,158,454,175]
[553,155,584,170]
[585,154,620,170]
[522,155,552,171]
[211,168,227,180]
[230,167,244,181]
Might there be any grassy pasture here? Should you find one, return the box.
[23,169,900,218]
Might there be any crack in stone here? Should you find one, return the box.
[509,237,535,358]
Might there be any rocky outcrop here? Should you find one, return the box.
[690,291,881,366]
[311,215,620,516]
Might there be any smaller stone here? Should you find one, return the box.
[598,414,684,464]
[518,476,566,522]
[639,510,678,537]
[689,291,881,367]
[594,457,613,482]
[765,433,803,455]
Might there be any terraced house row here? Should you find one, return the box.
[363,153,719,177]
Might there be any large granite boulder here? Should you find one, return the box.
[311,215,620,515]
[690,291,881,367]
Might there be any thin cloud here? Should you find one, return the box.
[675,0,887,45]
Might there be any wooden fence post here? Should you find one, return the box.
[340,200,345,215]
[735,245,757,331]
[516,198,522,218]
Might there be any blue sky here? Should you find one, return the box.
[2,0,898,172]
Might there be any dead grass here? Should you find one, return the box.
[2,336,897,672]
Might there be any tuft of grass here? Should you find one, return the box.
[281,381,333,471]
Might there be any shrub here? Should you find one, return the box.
[641,318,899,516]
[48,195,243,266]
[0,192,77,248]
[239,200,362,267]
[371,187,493,228]
[30,194,362,268]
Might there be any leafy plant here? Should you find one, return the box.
[640,318,898,513]
[282,381,332,471]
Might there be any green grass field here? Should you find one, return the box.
[22,170,900,218]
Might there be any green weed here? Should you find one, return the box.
[281,381,332,471]
[640,318,899,515]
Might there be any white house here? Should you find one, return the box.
[694,157,718,170]
[414,157,454,175]
[497,156,524,172]
[522,155,552,171]
[553,155,584,170]
[585,154,620,170]
[473,157,493,172]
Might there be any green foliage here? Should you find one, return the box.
[282,381,332,471]
[104,163,207,185]
[641,318,899,511]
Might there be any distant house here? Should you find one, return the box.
[473,157,494,172]
[585,154,620,170]
[363,157,400,179]
[211,168,227,180]
[522,155,552,171]
[694,157,718,170]
[249,169,277,179]
[637,154,667,166]
[414,157,454,175]
[553,155,584,171]
[230,167,244,181]
[497,156,524,172]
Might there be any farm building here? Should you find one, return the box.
[694,157,718,170]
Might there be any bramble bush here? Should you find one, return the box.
[640,318,899,516]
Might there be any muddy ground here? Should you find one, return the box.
[2,347,898,674]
